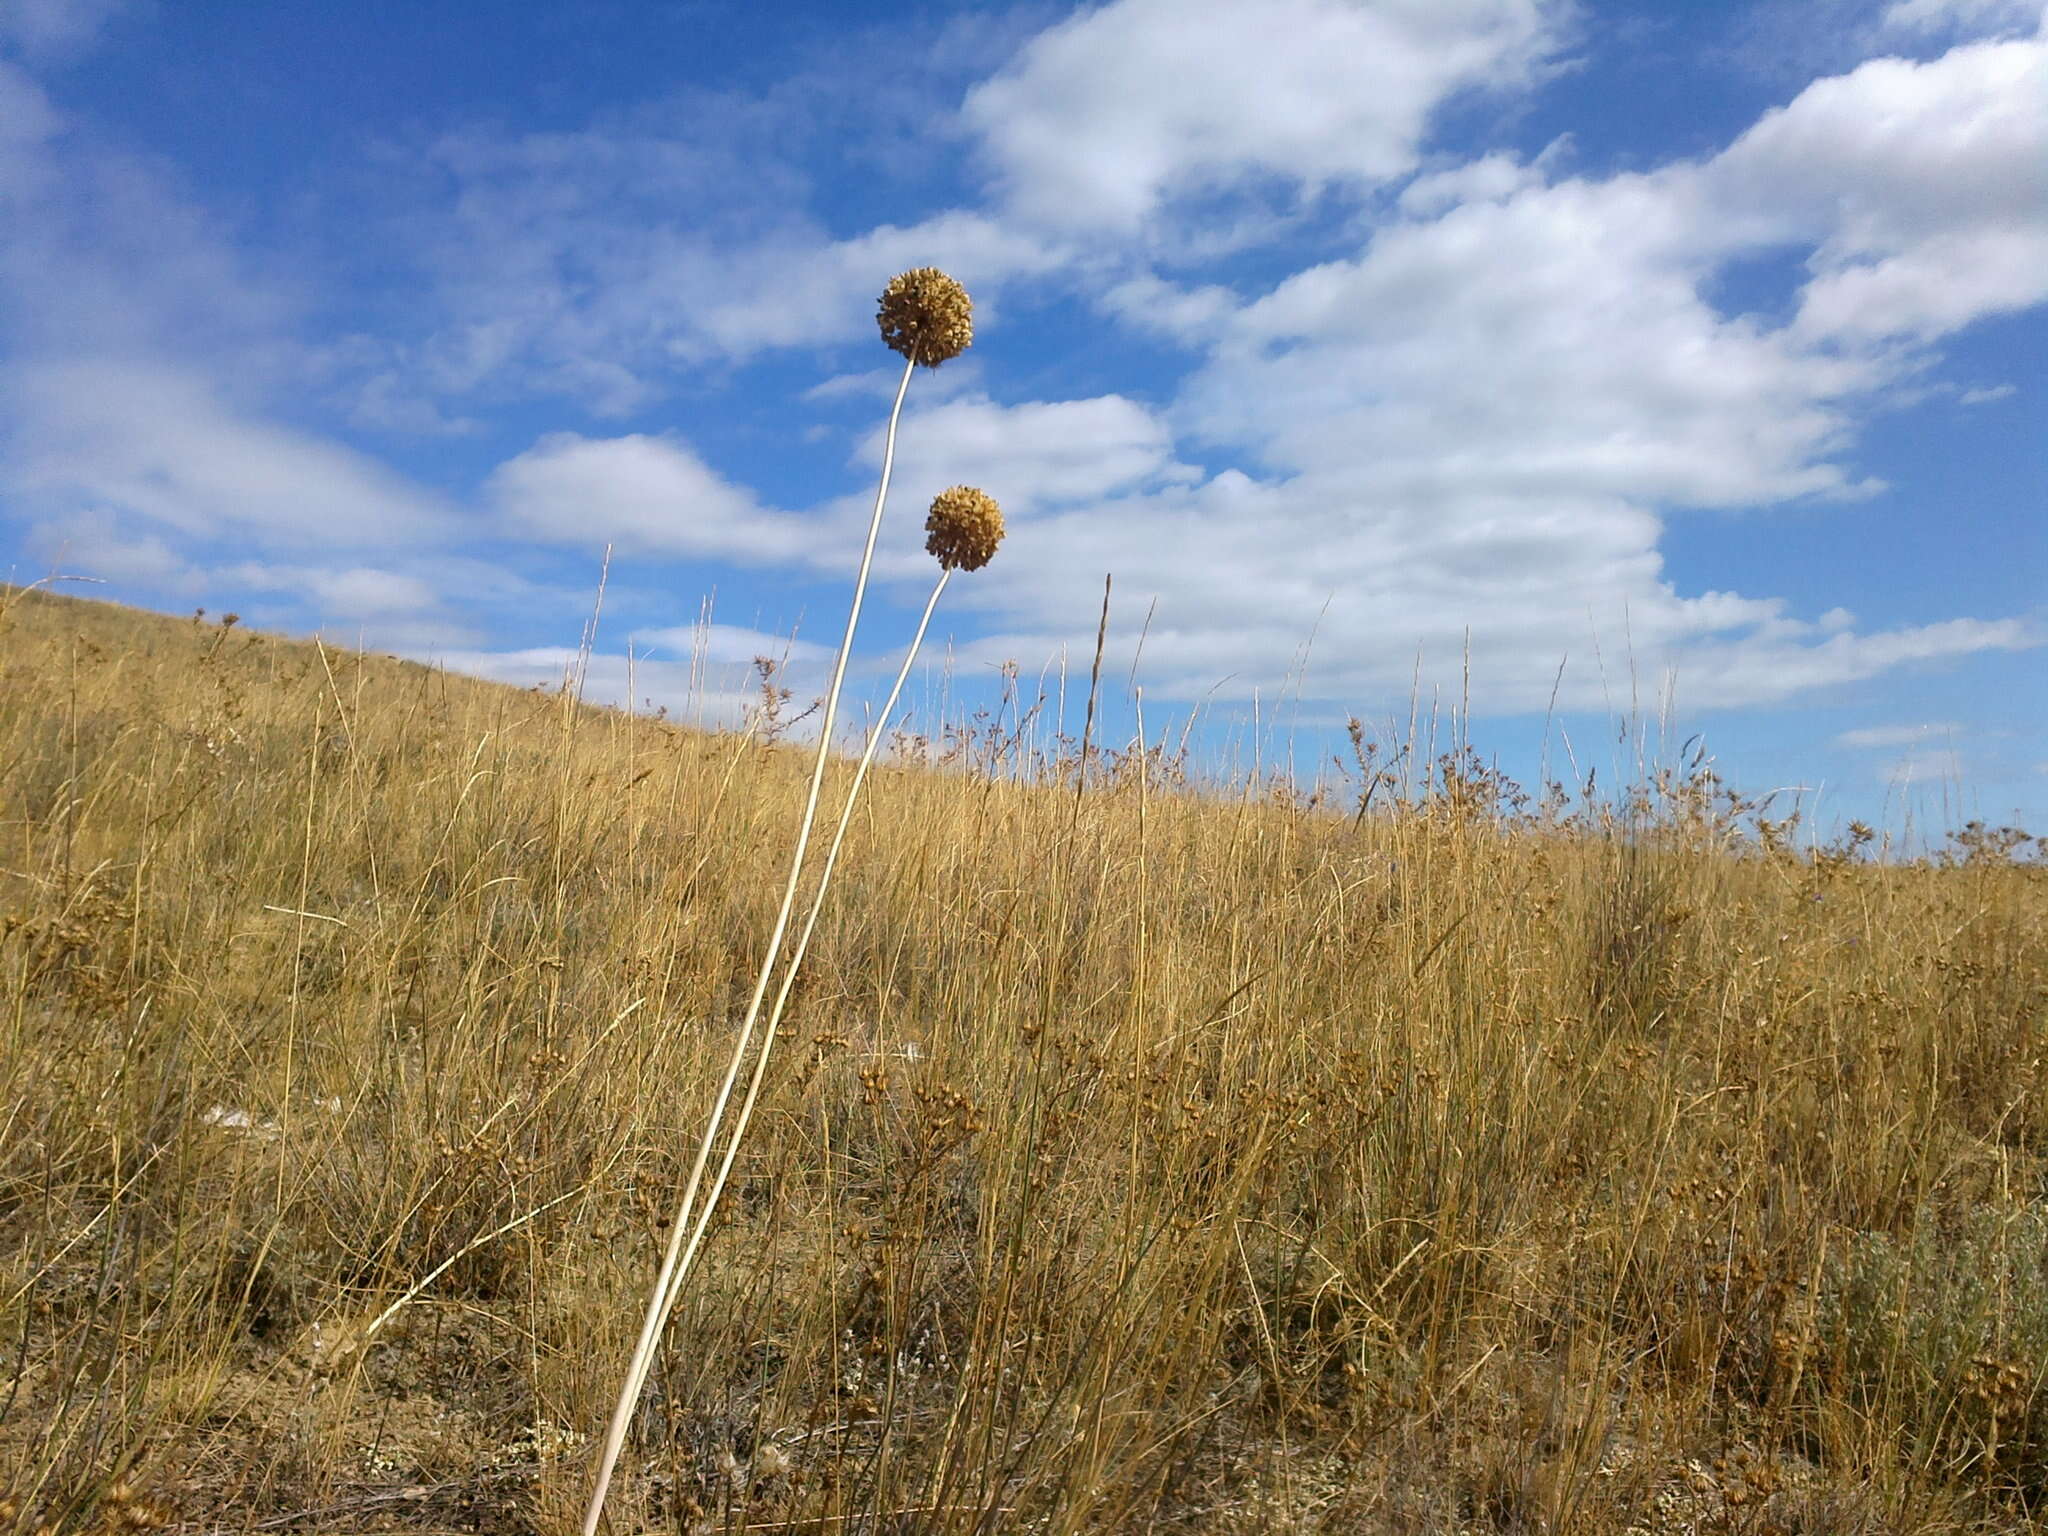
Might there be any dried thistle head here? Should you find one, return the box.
[925,486,1005,572]
[878,268,973,368]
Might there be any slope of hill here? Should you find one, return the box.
[1,586,2044,1533]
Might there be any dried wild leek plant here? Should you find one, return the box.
[582,270,989,1534]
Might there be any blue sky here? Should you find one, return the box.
[2,0,2042,840]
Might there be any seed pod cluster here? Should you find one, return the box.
[878,268,973,368]
[925,485,1005,572]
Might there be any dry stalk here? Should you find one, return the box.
[582,272,978,1534]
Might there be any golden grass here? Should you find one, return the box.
[1,583,2044,1534]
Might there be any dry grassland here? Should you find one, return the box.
[1,584,2044,1534]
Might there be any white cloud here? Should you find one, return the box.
[1397,149,1555,217]
[1184,175,1880,509]
[1669,622,2029,710]
[422,647,761,730]
[22,506,195,590]
[0,0,125,62]
[921,459,2033,715]
[806,361,989,408]
[18,512,519,651]
[861,393,1198,518]
[631,622,831,667]
[2,362,460,549]
[488,432,820,564]
[1705,36,2048,343]
[760,32,2048,718]
[225,563,444,620]
[0,86,298,368]
[385,110,1067,397]
[1881,0,2045,37]
[3,0,2039,739]
[0,59,58,151]
[964,0,1563,235]
[1837,721,1963,748]
[692,211,1067,362]
[0,59,60,228]
[342,361,484,437]
[805,369,907,404]
[1883,746,1966,784]
[930,29,2042,713]
[1796,228,2048,341]
[1097,275,1240,344]
[1959,383,2018,403]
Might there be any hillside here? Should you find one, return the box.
[1,585,2044,1534]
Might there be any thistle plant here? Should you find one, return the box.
[583,272,981,1534]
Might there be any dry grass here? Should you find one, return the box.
[1,582,2043,1534]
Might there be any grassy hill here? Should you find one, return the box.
[1,584,2044,1533]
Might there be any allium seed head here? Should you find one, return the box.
[925,486,1005,572]
[878,268,973,368]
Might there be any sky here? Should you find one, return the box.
[2,0,2043,841]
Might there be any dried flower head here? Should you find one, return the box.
[925,486,1005,572]
[878,268,973,368]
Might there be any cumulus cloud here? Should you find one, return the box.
[1881,0,2045,37]
[3,0,2040,742]
[690,211,1067,362]
[631,622,831,668]
[378,116,1066,401]
[1097,275,1241,345]
[444,10,2043,722]
[1706,36,2048,344]
[0,61,63,243]
[21,506,196,591]
[422,647,762,730]
[488,432,821,564]
[0,0,126,63]
[1882,746,1966,784]
[964,0,1563,235]
[342,359,484,437]
[1837,722,1963,748]
[1663,622,2030,710]
[1396,150,1556,218]
[920,460,2032,716]
[936,27,2043,712]
[17,512,524,653]
[862,393,1198,518]
[225,563,445,621]
[2,362,460,548]
[0,59,58,153]
[1183,177,1882,508]
[0,83,298,371]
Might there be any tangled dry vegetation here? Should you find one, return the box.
[1,583,2044,1534]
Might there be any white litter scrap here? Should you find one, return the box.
[198,1097,343,1141]
[200,1104,280,1141]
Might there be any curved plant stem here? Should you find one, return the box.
[582,355,917,1536]
[650,566,952,1342]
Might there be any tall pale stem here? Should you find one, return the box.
[582,356,918,1536]
[653,568,952,1332]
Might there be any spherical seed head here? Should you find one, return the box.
[878,268,973,368]
[925,485,1005,572]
